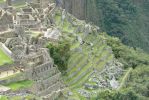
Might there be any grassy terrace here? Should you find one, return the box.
[0,95,36,100]
[0,0,5,3]
[54,10,115,99]
[13,0,26,10]
[25,30,42,38]
[0,0,26,9]
[5,80,33,91]
[0,48,13,66]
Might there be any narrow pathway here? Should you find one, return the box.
[118,68,132,90]
[0,70,20,79]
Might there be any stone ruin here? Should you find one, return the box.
[0,0,66,99]
[0,0,108,99]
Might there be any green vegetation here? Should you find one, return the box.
[94,65,149,100]
[104,34,149,69]
[94,0,149,52]
[118,68,132,90]
[47,40,71,73]
[0,95,37,100]
[47,11,116,99]
[94,34,149,100]
[95,89,140,100]
[0,0,5,4]
[11,0,26,7]
[0,48,13,66]
[5,80,33,91]
[47,9,149,100]
[127,65,149,99]
[3,2,147,99]
[0,96,8,100]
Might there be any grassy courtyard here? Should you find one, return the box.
[0,48,13,66]
[0,0,5,4]
[5,80,33,91]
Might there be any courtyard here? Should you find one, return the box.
[0,48,13,66]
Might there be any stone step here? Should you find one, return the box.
[39,81,62,96]
[69,66,92,86]
[68,52,80,63]
[92,47,109,65]
[33,67,59,81]
[68,62,92,85]
[34,72,61,84]
[96,51,112,66]
[67,54,84,72]
[96,54,114,71]
[67,56,88,77]
[71,71,92,89]
[67,57,88,79]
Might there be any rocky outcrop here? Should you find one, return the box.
[63,0,86,20]
[63,0,99,25]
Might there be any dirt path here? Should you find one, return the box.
[0,70,20,79]
[118,68,132,90]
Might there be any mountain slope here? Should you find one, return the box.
[47,9,149,100]
[63,0,149,53]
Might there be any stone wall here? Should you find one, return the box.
[22,54,44,68]
[0,1,65,98]
[24,58,64,97]
[0,73,26,85]
[0,62,17,72]
[0,42,12,58]
[0,37,7,43]
[0,30,16,38]
[28,61,54,80]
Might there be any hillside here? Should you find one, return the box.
[0,0,149,100]
[63,0,149,53]
[46,9,149,100]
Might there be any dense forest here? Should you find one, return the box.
[94,0,149,53]
[104,34,149,100]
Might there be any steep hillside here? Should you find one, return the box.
[0,1,148,100]
[46,9,122,99]
[47,9,149,100]
[63,0,149,53]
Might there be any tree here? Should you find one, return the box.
[47,40,70,73]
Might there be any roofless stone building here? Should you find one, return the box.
[6,0,12,6]
[0,0,65,99]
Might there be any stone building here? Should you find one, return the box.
[0,9,13,31]
[0,0,65,99]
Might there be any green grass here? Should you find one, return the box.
[52,10,121,99]
[0,95,8,100]
[31,31,42,37]
[118,68,132,90]
[0,0,5,4]
[70,42,80,50]
[67,55,84,72]
[66,61,92,87]
[15,4,26,9]
[0,48,13,66]
[67,56,88,77]
[71,71,92,89]
[5,80,33,91]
